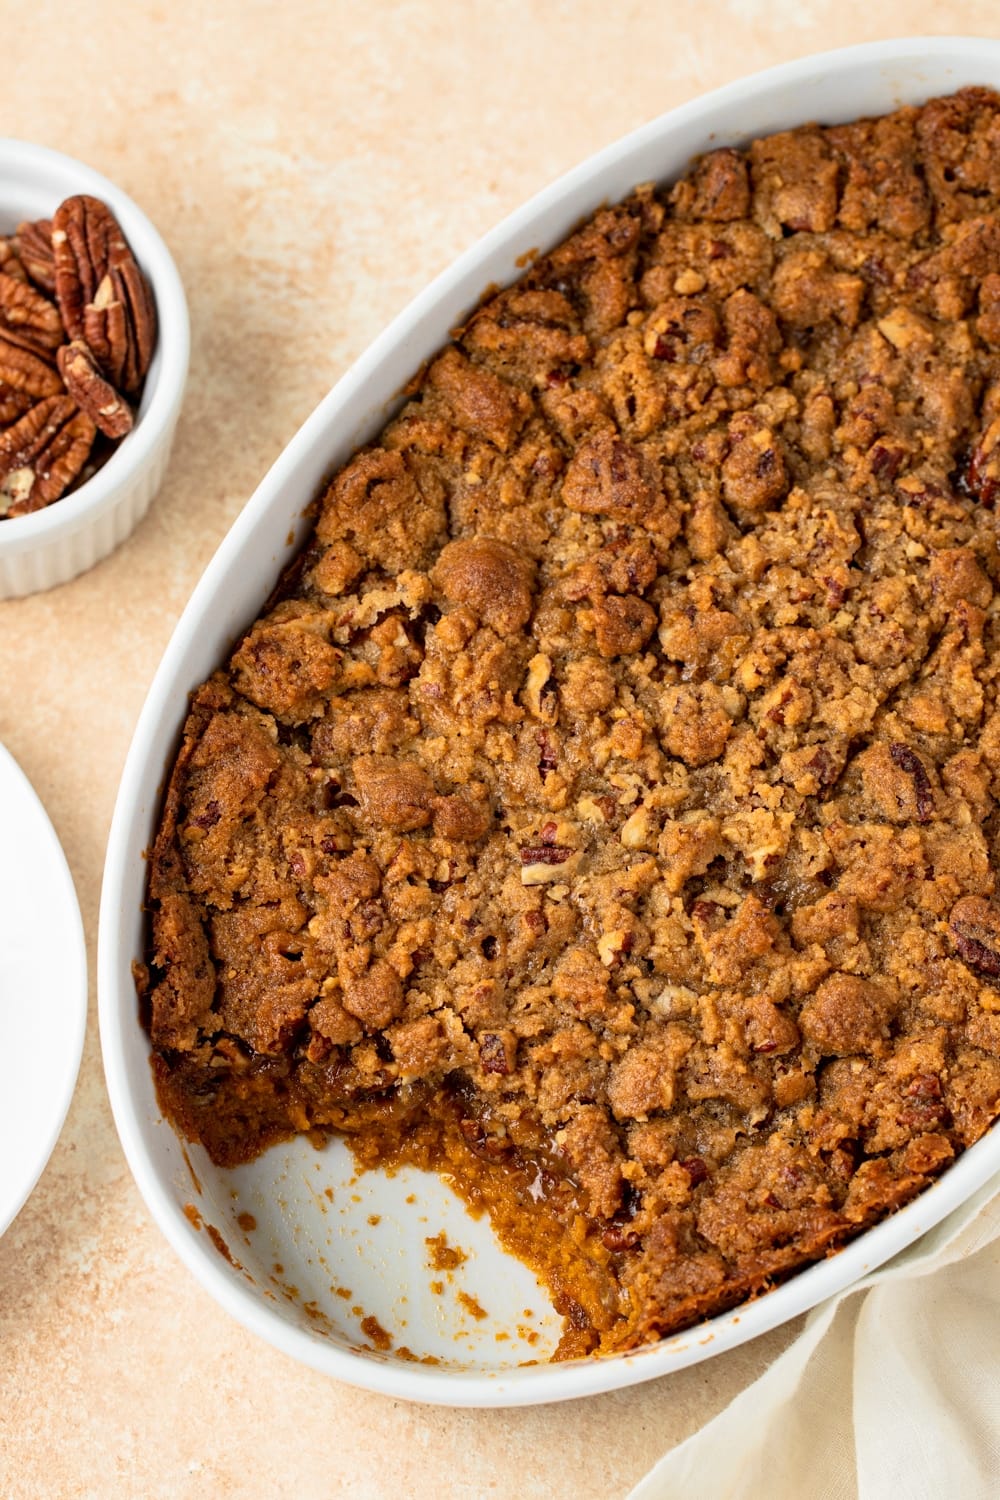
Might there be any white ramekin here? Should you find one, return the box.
[0,141,188,598]
[100,37,1000,1407]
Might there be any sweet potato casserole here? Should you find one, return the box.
[141,89,1000,1356]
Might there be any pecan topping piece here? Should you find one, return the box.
[0,270,63,352]
[14,218,55,293]
[889,742,935,822]
[601,1223,640,1252]
[0,395,96,516]
[518,843,574,864]
[0,331,62,397]
[966,418,1000,508]
[899,1073,951,1130]
[519,841,580,885]
[57,340,133,439]
[479,1033,513,1076]
[949,896,1000,979]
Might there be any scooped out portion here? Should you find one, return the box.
[142,88,1000,1357]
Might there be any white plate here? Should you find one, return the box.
[0,741,86,1236]
[101,35,1000,1405]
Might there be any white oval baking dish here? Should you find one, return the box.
[0,140,188,597]
[100,36,1000,1406]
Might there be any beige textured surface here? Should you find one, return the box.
[1,3,997,1496]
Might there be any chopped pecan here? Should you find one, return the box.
[519,842,579,886]
[479,1033,514,1076]
[950,896,1000,980]
[14,218,55,292]
[458,1115,511,1159]
[537,728,558,778]
[966,418,1000,508]
[601,1224,640,1252]
[867,441,906,482]
[889,742,935,822]
[899,1073,951,1130]
[523,652,557,724]
[0,395,96,516]
[691,898,726,933]
[57,340,133,439]
[0,331,61,398]
[0,270,63,352]
[518,843,574,864]
[597,928,633,966]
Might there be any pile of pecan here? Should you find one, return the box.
[0,195,156,518]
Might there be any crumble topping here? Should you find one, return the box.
[143,88,1000,1354]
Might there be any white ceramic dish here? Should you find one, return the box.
[0,740,86,1236]
[100,36,1000,1406]
[0,140,189,598]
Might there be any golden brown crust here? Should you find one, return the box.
[143,89,1000,1354]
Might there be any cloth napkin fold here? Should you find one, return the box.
[627,1173,1000,1500]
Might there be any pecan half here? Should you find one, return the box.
[0,270,63,352]
[81,278,130,390]
[111,257,157,392]
[0,331,61,397]
[0,383,33,427]
[14,218,55,293]
[0,238,27,283]
[57,340,133,439]
[54,197,156,395]
[950,895,1000,980]
[0,395,96,516]
[52,195,130,340]
[82,261,156,395]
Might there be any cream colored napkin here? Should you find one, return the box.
[627,1173,1000,1500]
